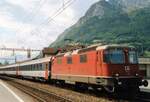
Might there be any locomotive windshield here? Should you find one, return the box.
[128,51,138,64]
[104,49,124,64]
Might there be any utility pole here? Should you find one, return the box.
[0,47,41,59]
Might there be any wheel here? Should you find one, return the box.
[104,86,115,93]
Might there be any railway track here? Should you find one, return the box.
[135,91,150,102]
[0,76,72,102]
[1,76,150,102]
[0,76,121,102]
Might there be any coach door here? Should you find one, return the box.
[45,62,49,80]
[49,62,51,77]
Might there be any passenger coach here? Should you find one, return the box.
[18,57,52,80]
[0,57,52,80]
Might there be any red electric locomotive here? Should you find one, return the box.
[51,44,148,93]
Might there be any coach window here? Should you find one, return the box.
[33,64,36,71]
[80,54,87,63]
[38,64,40,70]
[34,64,36,70]
[40,64,42,70]
[67,57,72,64]
[31,65,33,71]
[32,64,34,71]
[22,66,23,71]
[37,64,39,70]
[36,64,38,70]
[25,66,27,71]
[29,65,31,71]
[39,64,41,70]
[35,64,37,71]
[26,66,28,71]
[30,65,32,71]
[28,65,29,71]
[24,66,26,71]
[37,64,39,71]
[21,66,25,71]
[27,65,29,71]
[21,66,23,71]
[34,64,36,71]
[28,65,30,71]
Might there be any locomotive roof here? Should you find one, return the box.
[56,44,135,57]
[96,44,135,50]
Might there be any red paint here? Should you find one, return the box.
[52,47,139,78]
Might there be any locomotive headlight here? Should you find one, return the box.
[135,73,139,76]
[118,81,122,85]
[115,73,119,77]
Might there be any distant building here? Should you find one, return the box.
[42,47,60,57]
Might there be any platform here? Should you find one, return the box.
[0,80,35,102]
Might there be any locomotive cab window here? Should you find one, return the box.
[104,49,125,64]
[128,50,138,64]
[80,54,87,63]
[67,57,72,64]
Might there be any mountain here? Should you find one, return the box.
[50,0,150,56]
[110,0,150,12]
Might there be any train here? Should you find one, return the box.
[0,44,148,94]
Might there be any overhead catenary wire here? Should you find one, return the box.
[1,0,76,62]
[30,0,76,36]
[25,0,75,38]
[15,0,47,33]
[29,0,47,21]
[14,0,48,48]
[14,0,76,40]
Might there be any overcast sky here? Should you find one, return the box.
[0,0,99,50]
